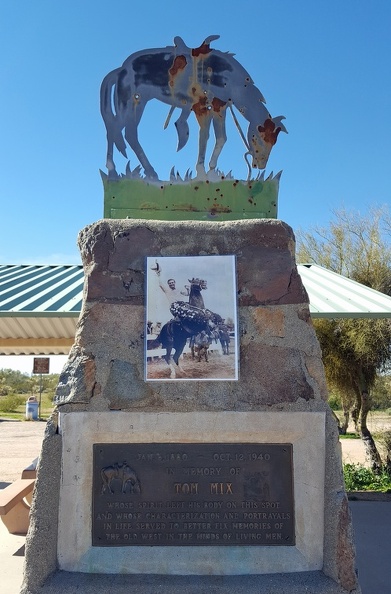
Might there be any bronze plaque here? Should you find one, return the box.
[92,443,294,547]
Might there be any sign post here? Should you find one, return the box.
[32,357,50,419]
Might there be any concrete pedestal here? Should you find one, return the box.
[22,219,361,593]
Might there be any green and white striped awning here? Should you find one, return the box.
[298,264,391,318]
[0,264,84,355]
[0,262,390,355]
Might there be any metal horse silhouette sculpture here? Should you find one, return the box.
[101,35,287,180]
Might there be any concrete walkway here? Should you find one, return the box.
[349,499,391,594]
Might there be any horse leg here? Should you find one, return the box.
[209,109,227,171]
[195,112,212,178]
[124,102,159,179]
[105,136,119,180]
[165,345,178,379]
[101,477,108,495]
[174,107,192,152]
[101,69,127,179]
[164,345,174,366]
[173,336,188,369]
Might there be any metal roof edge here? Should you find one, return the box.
[0,311,80,318]
[309,310,391,319]
[298,263,391,298]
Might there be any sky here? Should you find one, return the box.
[1,0,391,373]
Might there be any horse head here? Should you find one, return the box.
[248,115,287,169]
[188,277,207,290]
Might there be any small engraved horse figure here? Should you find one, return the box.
[101,463,141,495]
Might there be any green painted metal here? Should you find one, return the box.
[103,175,279,221]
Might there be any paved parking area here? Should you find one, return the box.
[0,419,46,485]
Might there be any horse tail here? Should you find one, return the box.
[148,324,168,349]
[148,336,161,349]
[100,68,127,158]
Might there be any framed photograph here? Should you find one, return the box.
[145,255,238,381]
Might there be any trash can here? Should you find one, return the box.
[26,398,39,420]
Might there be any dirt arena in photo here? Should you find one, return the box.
[146,351,237,380]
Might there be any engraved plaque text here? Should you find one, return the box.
[92,443,294,546]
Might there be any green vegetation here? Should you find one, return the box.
[296,206,391,473]
[328,391,342,411]
[343,463,391,492]
[0,393,25,413]
[0,368,59,420]
[371,375,391,410]
[339,433,360,440]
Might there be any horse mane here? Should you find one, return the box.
[172,34,236,58]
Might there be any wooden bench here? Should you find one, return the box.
[0,478,35,535]
[21,457,38,480]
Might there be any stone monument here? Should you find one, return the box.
[22,36,361,594]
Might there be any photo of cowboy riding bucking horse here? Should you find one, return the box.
[145,255,238,381]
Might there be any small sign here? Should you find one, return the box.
[33,357,50,374]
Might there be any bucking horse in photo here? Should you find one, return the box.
[149,300,222,378]
[100,35,287,180]
[188,277,207,309]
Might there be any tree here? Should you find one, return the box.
[0,368,31,393]
[0,369,60,398]
[296,206,391,472]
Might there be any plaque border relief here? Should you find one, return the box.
[57,411,325,575]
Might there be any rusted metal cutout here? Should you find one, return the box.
[101,35,286,181]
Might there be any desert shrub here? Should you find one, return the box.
[371,375,391,410]
[0,383,12,396]
[0,393,25,413]
[343,463,391,492]
[382,430,391,450]
[380,431,391,476]
[328,392,342,410]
